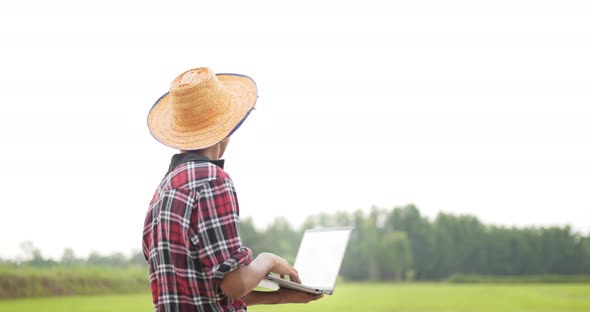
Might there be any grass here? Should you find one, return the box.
[251,283,590,312]
[1,283,590,312]
[0,293,153,312]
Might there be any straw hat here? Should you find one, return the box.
[147,67,257,150]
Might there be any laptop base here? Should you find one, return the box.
[264,275,333,295]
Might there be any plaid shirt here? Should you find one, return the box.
[143,152,253,312]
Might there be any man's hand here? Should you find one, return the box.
[220,252,300,299]
[275,288,324,304]
[262,252,301,284]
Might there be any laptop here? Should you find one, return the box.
[258,226,353,295]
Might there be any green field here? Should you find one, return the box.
[1,283,589,312]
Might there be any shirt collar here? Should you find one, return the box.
[167,152,225,174]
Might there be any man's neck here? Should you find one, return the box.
[181,145,221,160]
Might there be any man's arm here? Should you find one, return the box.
[242,290,280,305]
[242,289,323,306]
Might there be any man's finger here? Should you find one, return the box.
[289,270,301,284]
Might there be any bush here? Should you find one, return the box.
[0,265,149,299]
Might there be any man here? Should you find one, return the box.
[143,67,322,311]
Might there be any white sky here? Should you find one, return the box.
[0,0,589,260]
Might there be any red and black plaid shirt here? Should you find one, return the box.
[143,153,253,312]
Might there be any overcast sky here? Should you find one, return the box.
[1,0,589,260]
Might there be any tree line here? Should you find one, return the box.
[240,205,590,281]
[0,242,146,268]
[4,205,589,282]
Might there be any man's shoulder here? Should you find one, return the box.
[166,161,230,190]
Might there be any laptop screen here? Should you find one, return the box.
[293,227,352,288]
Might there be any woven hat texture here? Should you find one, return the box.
[148,67,257,150]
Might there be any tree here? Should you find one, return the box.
[386,205,435,279]
[240,217,266,257]
[364,207,382,281]
[341,209,369,280]
[19,241,42,262]
[262,217,301,263]
[61,248,78,266]
[18,241,54,266]
[380,231,413,281]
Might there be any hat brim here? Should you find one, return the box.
[147,74,257,150]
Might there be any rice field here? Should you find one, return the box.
[1,283,589,312]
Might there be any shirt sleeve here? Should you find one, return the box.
[194,174,253,286]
